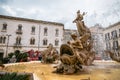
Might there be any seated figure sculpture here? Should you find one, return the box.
[53,10,95,74]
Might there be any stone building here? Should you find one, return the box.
[103,21,120,57]
[0,15,64,58]
[89,24,105,60]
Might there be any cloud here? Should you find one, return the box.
[0,0,120,29]
[0,7,8,15]
[0,0,11,5]
[1,5,16,16]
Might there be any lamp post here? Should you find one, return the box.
[6,34,11,57]
[38,25,41,51]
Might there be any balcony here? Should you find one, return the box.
[13,43,22,48]
[31,32,35,35]
[111,36,118,40]
[16,30,23,34]
[112,46,119,50]
[1,29,7,32]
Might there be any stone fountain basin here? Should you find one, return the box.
[1,60,120,80]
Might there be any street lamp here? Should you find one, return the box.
[38,25,41,51]
[6,34,11,57]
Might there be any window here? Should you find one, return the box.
[43,38,47,45]
[16,36,21,45]
[106,42,111,50]
[119,29,120,37]
[31,26,35,34]
[105,34,107,40]
[0,36,6,44]
[18,24,22,31]
[111,30,117,39]
[0,37,2,43]
[105,33,110,40]
[114,30,117,38]
[44,28,48,36]
[3,37,6,43]
[30,38,35,45]
[55,39,59,46]
[108,33,110,40]
[16,24,23,34]
[111,31,113,39]
[113,41,119,50]
[55,29,59,37]
[2,23,7,31]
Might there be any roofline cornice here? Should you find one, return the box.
[105,21,120,29]
[0,15,64,26]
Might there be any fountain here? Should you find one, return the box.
[53,10,95,74]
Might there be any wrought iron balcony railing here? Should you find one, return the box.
[16,30,23,34]
[13,43,22,48]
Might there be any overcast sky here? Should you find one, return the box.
[0,0,120,29]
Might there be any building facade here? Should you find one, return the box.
[0,15,64,58]
[103,22,120,56]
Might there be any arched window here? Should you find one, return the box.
[16,24,23,34]
[113,41,119,50]
[32,38,35,44]
[30,37,35,45]
[18,24,22,31]
[55,29,59,37]
[119,29,120,37]
[43,38,48,45]
[31,26,35,34]
[55,39,59,46]
[106,42,111,50]
[2,23,7,31]
[0,36,6,44]
[16,36,21,45]
[0,37,2,43]
[44,28,48,36]
[3,37,6,44]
